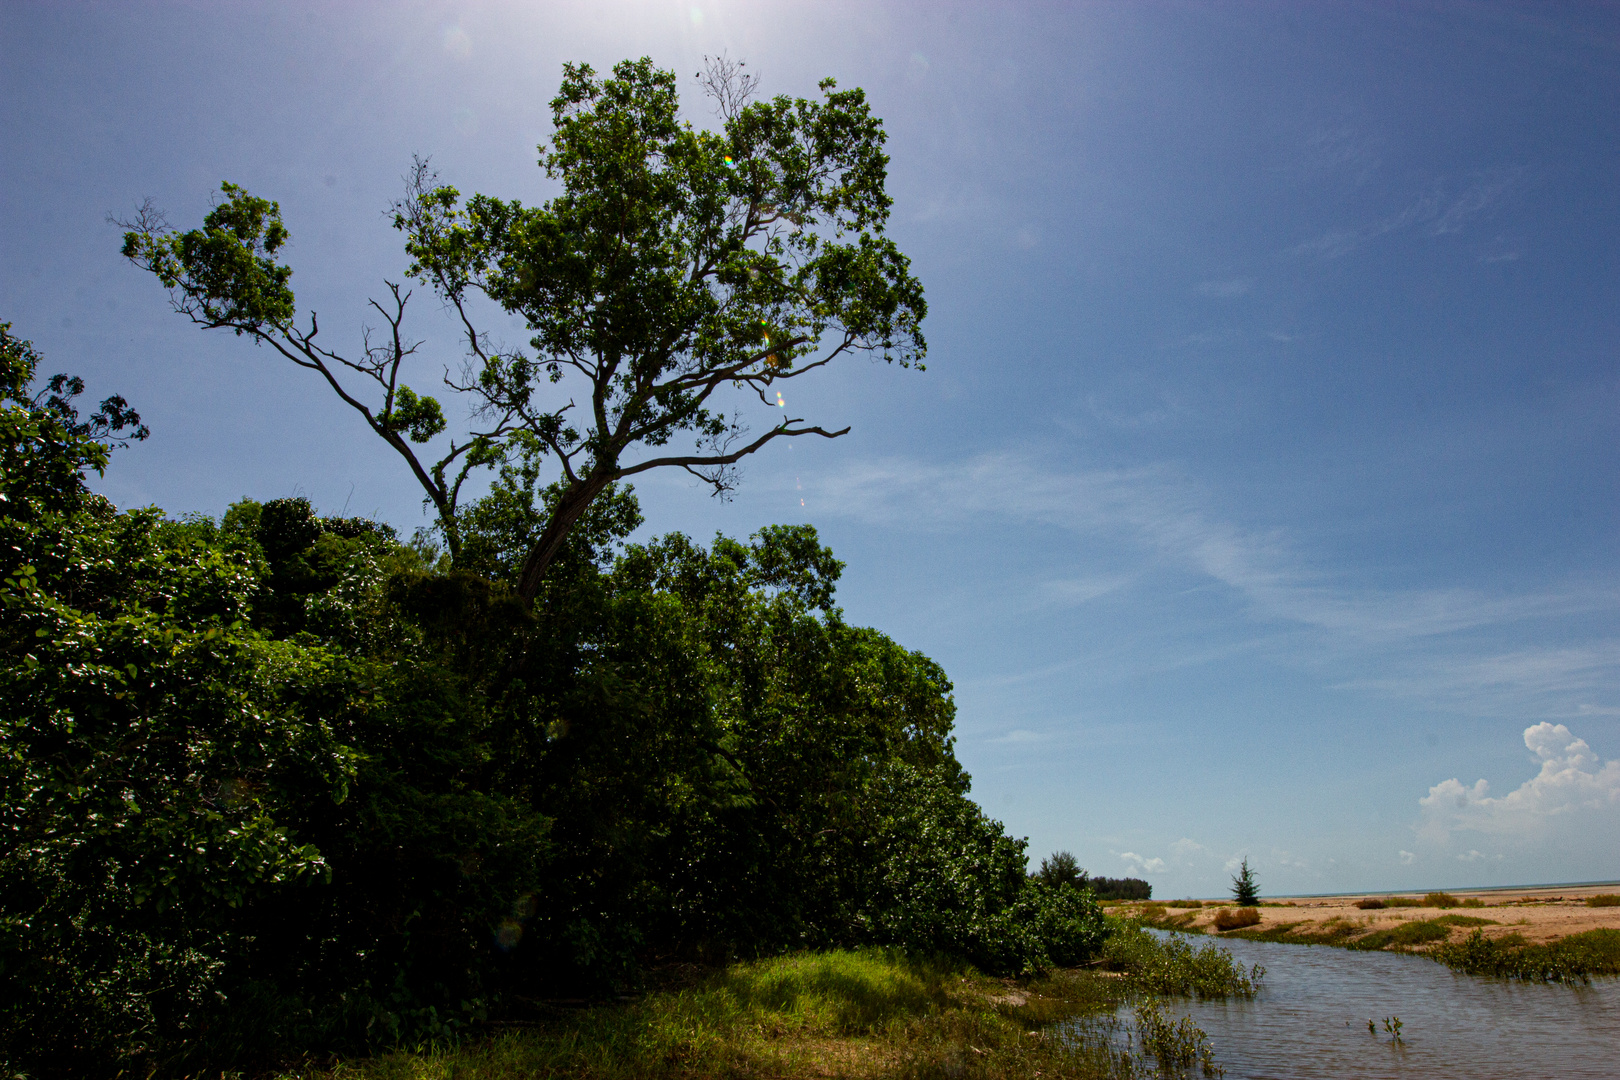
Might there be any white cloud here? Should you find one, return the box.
[1455,849,1501,863]
[1119,851,1167,874]
[1170,837,1206,858]
[1399,850,1416,865]
[1272,848,1309,869]
[1420,723,1620,838]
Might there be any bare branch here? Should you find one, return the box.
[697,54,760,123]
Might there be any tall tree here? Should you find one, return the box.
[121,56,925,600]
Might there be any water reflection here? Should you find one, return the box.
[1084,933,1620,1079]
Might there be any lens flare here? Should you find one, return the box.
[776,392,786,408]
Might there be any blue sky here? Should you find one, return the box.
[4,1,1618,897]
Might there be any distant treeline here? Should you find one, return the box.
[1033,852,1152,901]
[1088,876,1152,901]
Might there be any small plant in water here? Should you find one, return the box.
[1383,1016,1404,1043]
[1366,1019,1376,1036]
[1134,999,1223,1076]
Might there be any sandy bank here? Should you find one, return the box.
[1124,884,1620,946]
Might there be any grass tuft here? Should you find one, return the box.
[1354,898,1385,910]
[1587,894,1620,908]
[1423,892,1460,908]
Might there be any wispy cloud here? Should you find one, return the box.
[1290,168,1522,258]
[986,728,1047,745]
[809,452,1618,715]
[811,453,1602,643]
[1344,643,1620,719]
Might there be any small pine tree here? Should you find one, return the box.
[1231,858,1260,906]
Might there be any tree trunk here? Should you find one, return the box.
[514,472,613,602]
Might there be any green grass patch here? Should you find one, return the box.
[1587,894,1620,907]
[263,934,1261,1080]
[1351,918,1454,951]
[1431,914,1496,928]
[1165,899,1204,908]
[1423,892,1461,908]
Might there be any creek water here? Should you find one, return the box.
[1091,933,1620,1078]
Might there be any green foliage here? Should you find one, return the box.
[1034,850,1086,890]
[1433,928,1620,984]
[1100,925,1264,1000]
[1088,875,1152,901]
[1132,999,1222,1077]
[1229,858,1259,906]
[1423,891,1459,908]
[1586,893,1619,907]
[120,184,295,332]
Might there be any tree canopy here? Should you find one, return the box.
[121,57,925,601]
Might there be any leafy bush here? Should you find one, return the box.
[1355,898,1386,909]
[1587,894,1620,908]
[1423,892,1460,908]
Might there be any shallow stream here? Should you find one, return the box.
[1089,933,1620,1078]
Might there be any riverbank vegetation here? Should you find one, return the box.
[1132,899,1620,985]
[264,926,1258,1080]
